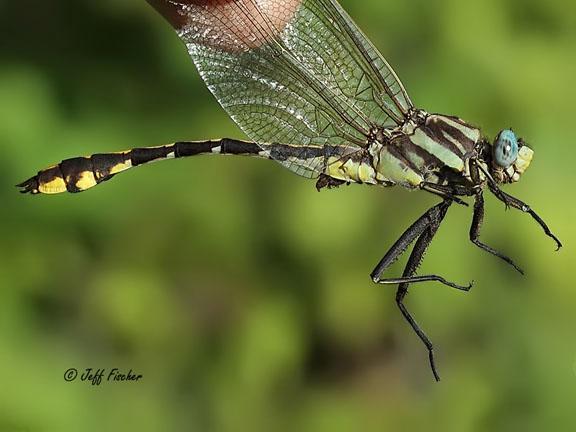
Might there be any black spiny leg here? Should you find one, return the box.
[488,183,562,250]
[396,225,451,381]
[371,200,472,381]
[470,192,524,274]
[421,182,470,206]
[371,200,471,290]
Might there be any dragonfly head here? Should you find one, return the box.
[489,129,533,184]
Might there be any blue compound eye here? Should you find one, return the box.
[493,129,519,168]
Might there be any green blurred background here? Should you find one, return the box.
[1,0,575,430]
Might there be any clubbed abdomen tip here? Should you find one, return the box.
[16,176,40,194]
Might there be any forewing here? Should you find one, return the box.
[147,0,413,177]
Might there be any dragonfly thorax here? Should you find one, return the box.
[366,111,483,189]
[367,127,391,145]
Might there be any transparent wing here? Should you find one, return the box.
[147,0,413,177]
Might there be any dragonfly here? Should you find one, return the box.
[18,0,562,381]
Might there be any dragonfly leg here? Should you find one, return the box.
[371,200,472,291]
[469,192,524,274]
[394,207,467,381]
[396,264,436,379]
[421,183,469,207]
[371,199,472,380]
[488,183,562,251]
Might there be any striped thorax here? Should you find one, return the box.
[356,109,480,189]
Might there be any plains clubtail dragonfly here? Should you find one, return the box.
[18,0,562,381]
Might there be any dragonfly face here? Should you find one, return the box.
[18,0,561,381]
[488,129,534,184]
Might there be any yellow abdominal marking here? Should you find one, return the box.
[39,175,67,194]
[70,171,98,191]
[326,157,377,184]
[358,163,378,184]
[107,160,132,176]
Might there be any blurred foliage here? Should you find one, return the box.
[1,0,575,431]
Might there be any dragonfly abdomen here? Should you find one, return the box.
[325,152,379,185]
[19,139,374,195]
[18,139,266,195]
